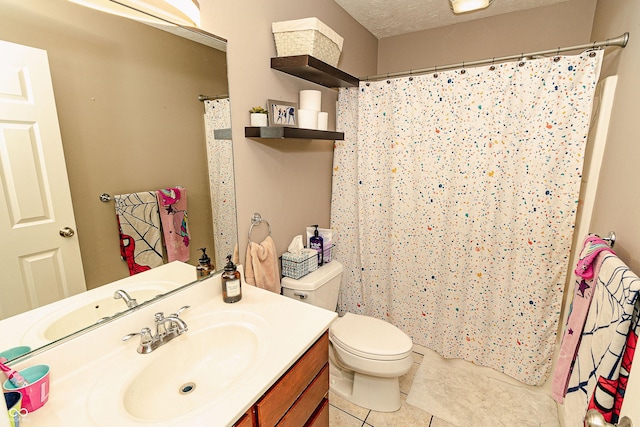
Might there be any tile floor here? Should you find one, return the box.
[328,348,457,427]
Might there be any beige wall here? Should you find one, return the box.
[0,0,228,290]
[200,1,378,259]
[377,0,597,74]
[589,0,640,416]
[590,0,640,273]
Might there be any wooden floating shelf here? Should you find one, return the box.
[245,126,344,140]
[271,55,359,88]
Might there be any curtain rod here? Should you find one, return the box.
[361,32,629,82]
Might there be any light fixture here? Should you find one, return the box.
[449,0,493,14]
[69,0,201,27]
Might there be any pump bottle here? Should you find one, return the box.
[309,225,324,266]
[221,255,242,303]
[196,247,214,280]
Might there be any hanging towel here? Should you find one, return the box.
[551,252,605,403]
[564,253,640,426]
[245,236,280,294]
[156,187,190,262]
[114,192,164,275]
[552,235,617,403]
[575,234,616,279]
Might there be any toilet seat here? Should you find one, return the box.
[330,313,413,361]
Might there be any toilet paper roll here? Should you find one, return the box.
[298,109,318,129]
[299,90,322,111]
[317,112,329,131]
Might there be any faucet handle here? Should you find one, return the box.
[122,327,153,344]
[122,328,154,354]
[170,306,190,317]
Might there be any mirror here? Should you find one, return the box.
[0,0,237,359]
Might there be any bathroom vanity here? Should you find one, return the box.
[235,333,329,427]
[2,264,336,426]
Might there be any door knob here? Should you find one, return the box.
[59,227,75,238]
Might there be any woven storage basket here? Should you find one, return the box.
[272,18,344,67]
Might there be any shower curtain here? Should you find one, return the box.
[331,51,602,385]
[203,98,238,268]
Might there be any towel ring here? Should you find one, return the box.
[248,212,271,243]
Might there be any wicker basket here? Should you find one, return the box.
[272,18,344,67]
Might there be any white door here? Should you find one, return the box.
[0,40,86,319]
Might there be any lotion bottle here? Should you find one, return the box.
[221,254,242,303]
[196,247,214,280]
[309,225,324,266]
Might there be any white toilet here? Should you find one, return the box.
[281,260,413,412]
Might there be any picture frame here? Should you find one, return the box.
[267,99,297,127]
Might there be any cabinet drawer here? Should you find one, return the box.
[305,398,329,427]
[257,333,329,427]
[277,363,329,427]
[233,408,255,427]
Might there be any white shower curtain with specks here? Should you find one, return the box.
[331,51,602,385]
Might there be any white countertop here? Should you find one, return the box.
[11,266,337,426]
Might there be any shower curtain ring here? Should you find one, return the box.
[461,62,466,74]
[409,70,414,81]
[489,57,496,71]
[433,65,438,78]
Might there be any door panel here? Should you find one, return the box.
[0,40,85,319]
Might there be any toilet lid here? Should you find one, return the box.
[330,313,413,360]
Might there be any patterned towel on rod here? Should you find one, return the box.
[156,187,190,262]
[114,191,164,275]
[564,252,640,426]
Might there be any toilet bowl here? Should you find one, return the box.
[281,261,413,412]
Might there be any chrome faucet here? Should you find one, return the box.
[113,289,138,308]
[122,306,189,354]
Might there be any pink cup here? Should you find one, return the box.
[2,365,50,413]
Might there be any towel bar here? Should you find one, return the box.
[248,213,271,243]
[601,231,616,248]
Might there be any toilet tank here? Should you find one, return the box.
[281,260,343,311]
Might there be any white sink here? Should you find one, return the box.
[23,281,180,343]
[88,310,270,425]
[10,270,337,427]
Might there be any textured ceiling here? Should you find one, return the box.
[335,0,568,39]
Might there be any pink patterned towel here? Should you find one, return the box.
[551,251,605,403]
[156,188,190,262]
[574,235,615,279]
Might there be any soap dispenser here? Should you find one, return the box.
[309,225,324,266]
[221,255,242,303]
[196,247,214,280]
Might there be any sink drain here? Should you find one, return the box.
[179,382,196,395]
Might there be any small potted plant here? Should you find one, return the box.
[250,106,268,127]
